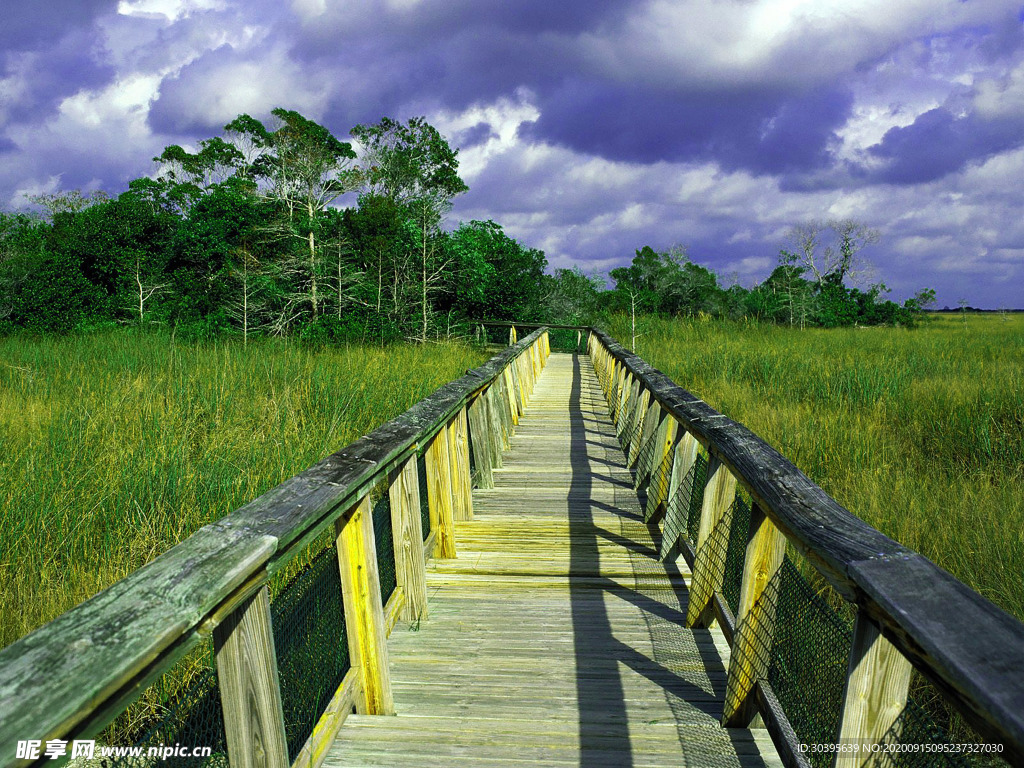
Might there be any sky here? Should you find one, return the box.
[2,0,1023,308]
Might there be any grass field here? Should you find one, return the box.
[606,312,1024,624]
[0,330,488,649]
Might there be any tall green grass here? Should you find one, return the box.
[0,330,488,649]
[607,313,1024,623]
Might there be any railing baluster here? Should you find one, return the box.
[723,502,787,727]
[388,455,428,623]
[467,394,494,489]
[335,496,395,715]
[214,587,290,768]
[448,408,474,521]
[633,400,662,480]
[486,384,508,457]
[503,367,519,426]
[832,614,913,767]
[425,426,457,558]
[644,415,679,521]
[686,454,739,627]
[659,430,699,561]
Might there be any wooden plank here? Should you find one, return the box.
[424,428,456,559]
[686,455,738,628]
[448,409,474,522]
[288,668,361,768]
[335,497,394,715]
[213,586,289,768]
[832,613,913,768]
[384,587,406,636]
[723,502,787,727]
[387,456,428,623]
[757,681,813,768]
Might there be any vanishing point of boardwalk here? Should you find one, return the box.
[326,353,783,767]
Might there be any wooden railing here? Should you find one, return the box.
[0,329,551,768]
[585,328,1024,768]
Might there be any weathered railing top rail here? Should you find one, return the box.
[585,326,1024,763]
[0,328,548,764]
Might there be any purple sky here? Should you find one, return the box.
[2,1,1023,308]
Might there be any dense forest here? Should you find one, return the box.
[0,109,934,341]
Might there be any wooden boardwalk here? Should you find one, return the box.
[325,353,783,767]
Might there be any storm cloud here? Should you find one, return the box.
[2,0,1024,307]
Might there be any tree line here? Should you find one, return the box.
[594,221,936,330]
[0,109,933,340]
[0,110,546,342]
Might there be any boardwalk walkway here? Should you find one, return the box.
[326,353,782,767]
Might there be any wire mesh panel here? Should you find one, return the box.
[102,642,227,768]
[686,452,709,545]
[417,449,431,541]
[767,556,853,768]
[881,691,977,768]
[618,407,646,458]
[372,487,397,606]
[645,443,675,521]
[633,424,662,488]
[270,543,350,762]
[721,495,753,615]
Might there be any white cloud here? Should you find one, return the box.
[117,0,225,22]
[974,59,1024,119]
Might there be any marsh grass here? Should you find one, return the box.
[609,313,1022,753]
[610,313,1024,621]
[0,329,487,649]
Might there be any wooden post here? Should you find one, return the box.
[644,416,679,521]
[486,384,508,457]
[467,394,494,489]
[503,367,520,426]
[425,427,456,558]
[388,455,428,623]
[659,431,699,560]
[722,502,787,727]
[448,408,474,521]
[832,614,913,767]
[214,587,289,768]
[686,454,738,628]
[335,496,395,715]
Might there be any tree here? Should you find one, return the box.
[543,268,605,325]
[225,109,361,323]
[445,220,547,323]
[0,213,46,324]
[27,189,110,219]
[785,219,880,290]
[352,117,468,340]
